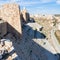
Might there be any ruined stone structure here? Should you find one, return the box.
[0,3,22,38]
[21,8,30,23]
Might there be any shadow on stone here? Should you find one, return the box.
[22,25,46,39]
[0,22,60,60]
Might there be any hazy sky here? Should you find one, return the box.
[0,0,60,14]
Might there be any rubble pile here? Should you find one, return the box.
[0,39,14,60]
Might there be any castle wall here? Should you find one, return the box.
[0,3,22,38]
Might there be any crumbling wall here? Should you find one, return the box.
[0,3,22,38]
[21,8,30,23]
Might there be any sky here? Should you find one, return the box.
[0,0,60,14]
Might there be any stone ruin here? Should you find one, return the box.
[0,3,22,38]
[0,39,12,59]
[0,3,30,59]
[21,8,30,23]
[0,3,30,38]
[0,3,23,60]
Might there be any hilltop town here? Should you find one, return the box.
[0,3,60,60]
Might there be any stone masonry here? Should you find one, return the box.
[0,3,22,38]
[22,8,30,23]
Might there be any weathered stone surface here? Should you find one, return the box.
[0,3,22,38]
[0,20,7,37]
[22,8,30,23]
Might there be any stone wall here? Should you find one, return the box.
[22,8,30,23]
[0,3,22,38]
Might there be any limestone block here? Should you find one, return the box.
[8,46,14,53]
[0,20,7,37]
[12,53,18,59]
[4,40,12,48]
